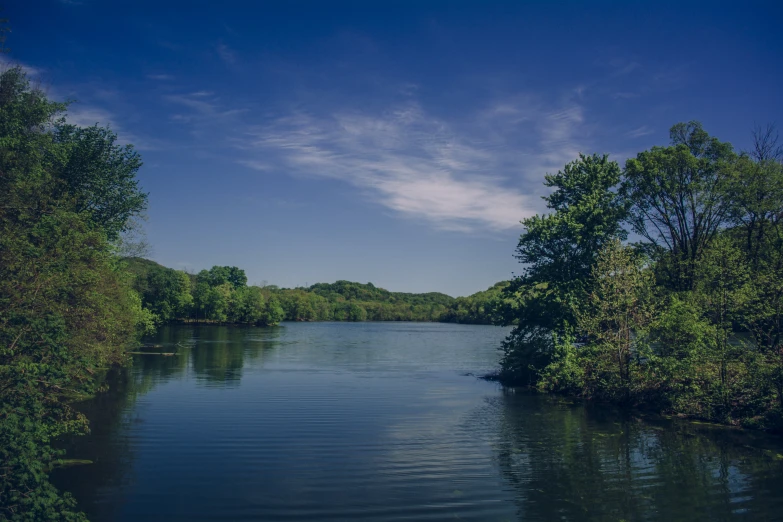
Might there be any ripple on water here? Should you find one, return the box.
[52,323,783,522]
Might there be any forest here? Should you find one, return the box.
[498,123,783,433]
[125,257,509,326]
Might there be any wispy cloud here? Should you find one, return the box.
[147,73,174,81]
[608,58,641,77]
[627,125,654,138]
[164,91,247,126]
[216,42,237,65]
[476,96,588,184]
[235,97,590,232]
[0,56,43,77]
[65,105,116,128]
[66,102,159,150]
[613,91,640,100]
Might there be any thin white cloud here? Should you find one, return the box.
[0,56,43,77]
[237,159,271,171]
[476,96,590,185]
[164,92,247,127]
[216,42,237,65]
[236,99,590,232]
[66,103,159,150]
[65,105,116,128]
[608,58,641,77]
[147,74,174,81]
[627,125,654,138]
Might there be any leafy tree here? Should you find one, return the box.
[201,266,247,289]
[53,124,147,240]
[233,286,265,324]
[142,266,192,322]
[262,297,286,326]
[0,66,147,519]
[621,122,736,290]
[501,153,626,384]
[439,282,510,324]
[500,122,783,432]
[574,240,656,402]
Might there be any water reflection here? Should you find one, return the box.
[52,324,783,522]
[52,325,285,520]
[135,324,284,386]
[491,390,783,521]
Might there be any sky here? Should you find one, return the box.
[5,1,783,296]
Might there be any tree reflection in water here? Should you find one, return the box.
[492,389,783,521]
[51,325,284,520]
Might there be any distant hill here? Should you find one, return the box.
[123,257,508,325]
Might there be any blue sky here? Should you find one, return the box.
[6,1,782,296]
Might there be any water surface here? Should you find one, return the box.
[55,322,783,521]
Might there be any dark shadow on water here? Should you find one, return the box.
[491,389,783,521]
[51,324,284,520]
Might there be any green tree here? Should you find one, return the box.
[621,122,736,290]
[693,236,754,421]
[0,66,147,519]
[234,286,265,324]
[261,296,285,326]
[142,266,192,322]
[53,124,147,240]
[202,266,247,289]
[501,153,627,384]
[574,240,656,402]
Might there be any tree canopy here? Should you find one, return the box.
[501,121,783,432]
[0,66,149,519]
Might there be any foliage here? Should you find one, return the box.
[500,153,627,383]
[501,121,783,432]
[621,122,736,290]
[574,240,656,402]
[131,266,509,325]
[439,282,511,324]
[0,67,147,519]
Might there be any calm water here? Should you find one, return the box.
[54,322,783,521]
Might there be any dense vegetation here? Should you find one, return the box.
[0,67,150,519]
[499,122,783,432]
[125,257,507,325]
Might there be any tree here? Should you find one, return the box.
[575,240,656,402]
[501,153,627,384]
[201,266,247,289]
[234,286,265,324]
[53,124,147,240]
[621,122,737,290]
[143,266,193,322]
[262,297,285,326]
[0,66,148,519]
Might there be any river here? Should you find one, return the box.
[53,322,783,521]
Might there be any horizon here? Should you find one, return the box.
[6,1,783,296]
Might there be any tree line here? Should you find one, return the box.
[499,122,783,432]
[126,257,509,326]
